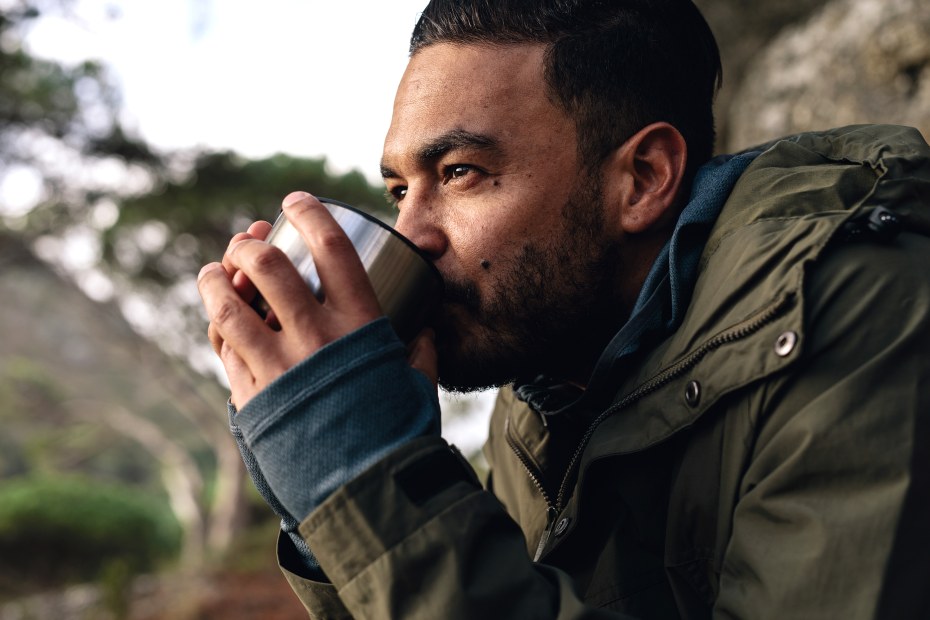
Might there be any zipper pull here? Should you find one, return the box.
[534,506,558,562]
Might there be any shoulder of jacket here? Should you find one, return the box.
[703,125,930,265]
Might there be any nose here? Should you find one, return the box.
[394,200,447,261]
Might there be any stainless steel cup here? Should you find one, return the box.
[252,197,443,342]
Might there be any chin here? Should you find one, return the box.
[432,310,522,393]
[437,370,508,395]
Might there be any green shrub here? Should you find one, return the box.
[0,476,181,594]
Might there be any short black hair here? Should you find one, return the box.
[410,0,722,187]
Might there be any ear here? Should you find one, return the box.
[604,122,688,235]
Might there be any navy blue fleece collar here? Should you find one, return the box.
[514,151,759,415]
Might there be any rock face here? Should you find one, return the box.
[694,0,834,149]
[726,0,930,150]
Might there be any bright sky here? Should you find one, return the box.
[24,0,428,184]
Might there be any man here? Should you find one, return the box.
[197,0,930,617]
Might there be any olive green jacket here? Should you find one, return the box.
[279,125,930,618]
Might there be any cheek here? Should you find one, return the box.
[446,205,537,277]
[440,181,569,276]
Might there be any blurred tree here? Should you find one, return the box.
[100,149,393,367]
[0,476,182,596]
[112,150,391,286]
[2,0,394,363]
[1,0,162,225]
[1,5,228,580]
[0,0,399,593]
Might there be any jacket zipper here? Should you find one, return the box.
[508,292,794,560]
[504,417,559,561]
[534,507,559,562]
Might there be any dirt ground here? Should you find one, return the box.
[137,568,307,620]
[1,566,308,620]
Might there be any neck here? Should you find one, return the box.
[569,232,671,389]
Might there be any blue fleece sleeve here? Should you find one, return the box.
[233,316,441,530]
[228,402,323,575]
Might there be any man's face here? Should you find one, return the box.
[382,43,625,391]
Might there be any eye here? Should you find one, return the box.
[444,164,473,180]
[450,165,471,178]
[443,164,478,183]
[385,185,407,205]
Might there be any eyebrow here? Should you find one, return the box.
[380,129,501,179]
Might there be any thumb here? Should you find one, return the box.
[407,328,438,388]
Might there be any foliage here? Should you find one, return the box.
[0,2,426,599]
[0,476,181,596]
[85,150,396,369]
[0,6,86,141]
[1,1,161,230]
[106,150,393,286]
[0,355,162,487]
[0,356,63,419]
[1,0,396,368]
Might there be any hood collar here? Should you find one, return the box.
[515,151,759,415]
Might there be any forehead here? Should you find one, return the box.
[383,43,573,164]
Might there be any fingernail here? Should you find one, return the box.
[198,263,222,281]
[282,191,310,208]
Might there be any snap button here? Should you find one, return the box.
[774,331,798,357]
[866,206,901,243]
[554,517,571,537]
[684,380,701,407]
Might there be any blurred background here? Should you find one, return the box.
[1,0,927,618]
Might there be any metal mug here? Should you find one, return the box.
[252,197,443,342]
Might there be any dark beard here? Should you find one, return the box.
[435,174,624,393]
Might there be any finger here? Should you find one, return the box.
[225,237,322,330]
[247,219,273,241]
[222,232,256,274]
[407,328,438,388]
[281,192,381,318]
[222,224,270,301]
[231,269,256,301]
[264,307,282,331]
[208,321,224,356]
[198,262,278,370]
[220,232,261,301]
[220,341,259,409]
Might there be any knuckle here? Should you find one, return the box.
[249,245,289,276]
[226,232,250,250]
[220,343,237,362]
[212,299,242,328]
[314,228,354,253]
